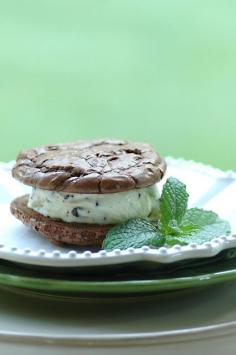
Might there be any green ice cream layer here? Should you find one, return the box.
[28,185,160,225]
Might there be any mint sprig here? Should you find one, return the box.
[166,208,231,246]
[160,177,188,233]
[102,177,231,251]
[102,219,165,251]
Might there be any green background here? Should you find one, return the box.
[1,0,235,170]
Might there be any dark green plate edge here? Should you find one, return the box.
[1,249,236,295]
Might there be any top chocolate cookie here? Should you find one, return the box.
[12,139,166,193]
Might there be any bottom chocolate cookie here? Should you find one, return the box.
[10,195,114,247]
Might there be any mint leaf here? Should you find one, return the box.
[102,177,232,251]
[165,209,231,246]
[182,208,220,227]
[102,218,165,251]
[160,177,188,233]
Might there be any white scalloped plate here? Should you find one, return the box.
[0,157,236,268]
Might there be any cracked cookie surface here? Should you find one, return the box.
[12,139,166,193]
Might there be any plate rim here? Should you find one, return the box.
[0,318,236,347]
[0,260,236,293]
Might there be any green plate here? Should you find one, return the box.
[1,250,236,300]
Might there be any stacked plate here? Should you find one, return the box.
[0,157,236,301]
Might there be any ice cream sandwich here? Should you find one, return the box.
[10,139,166,246]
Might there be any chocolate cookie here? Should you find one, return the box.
[11,195,113,246]
[12,139,166,193]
